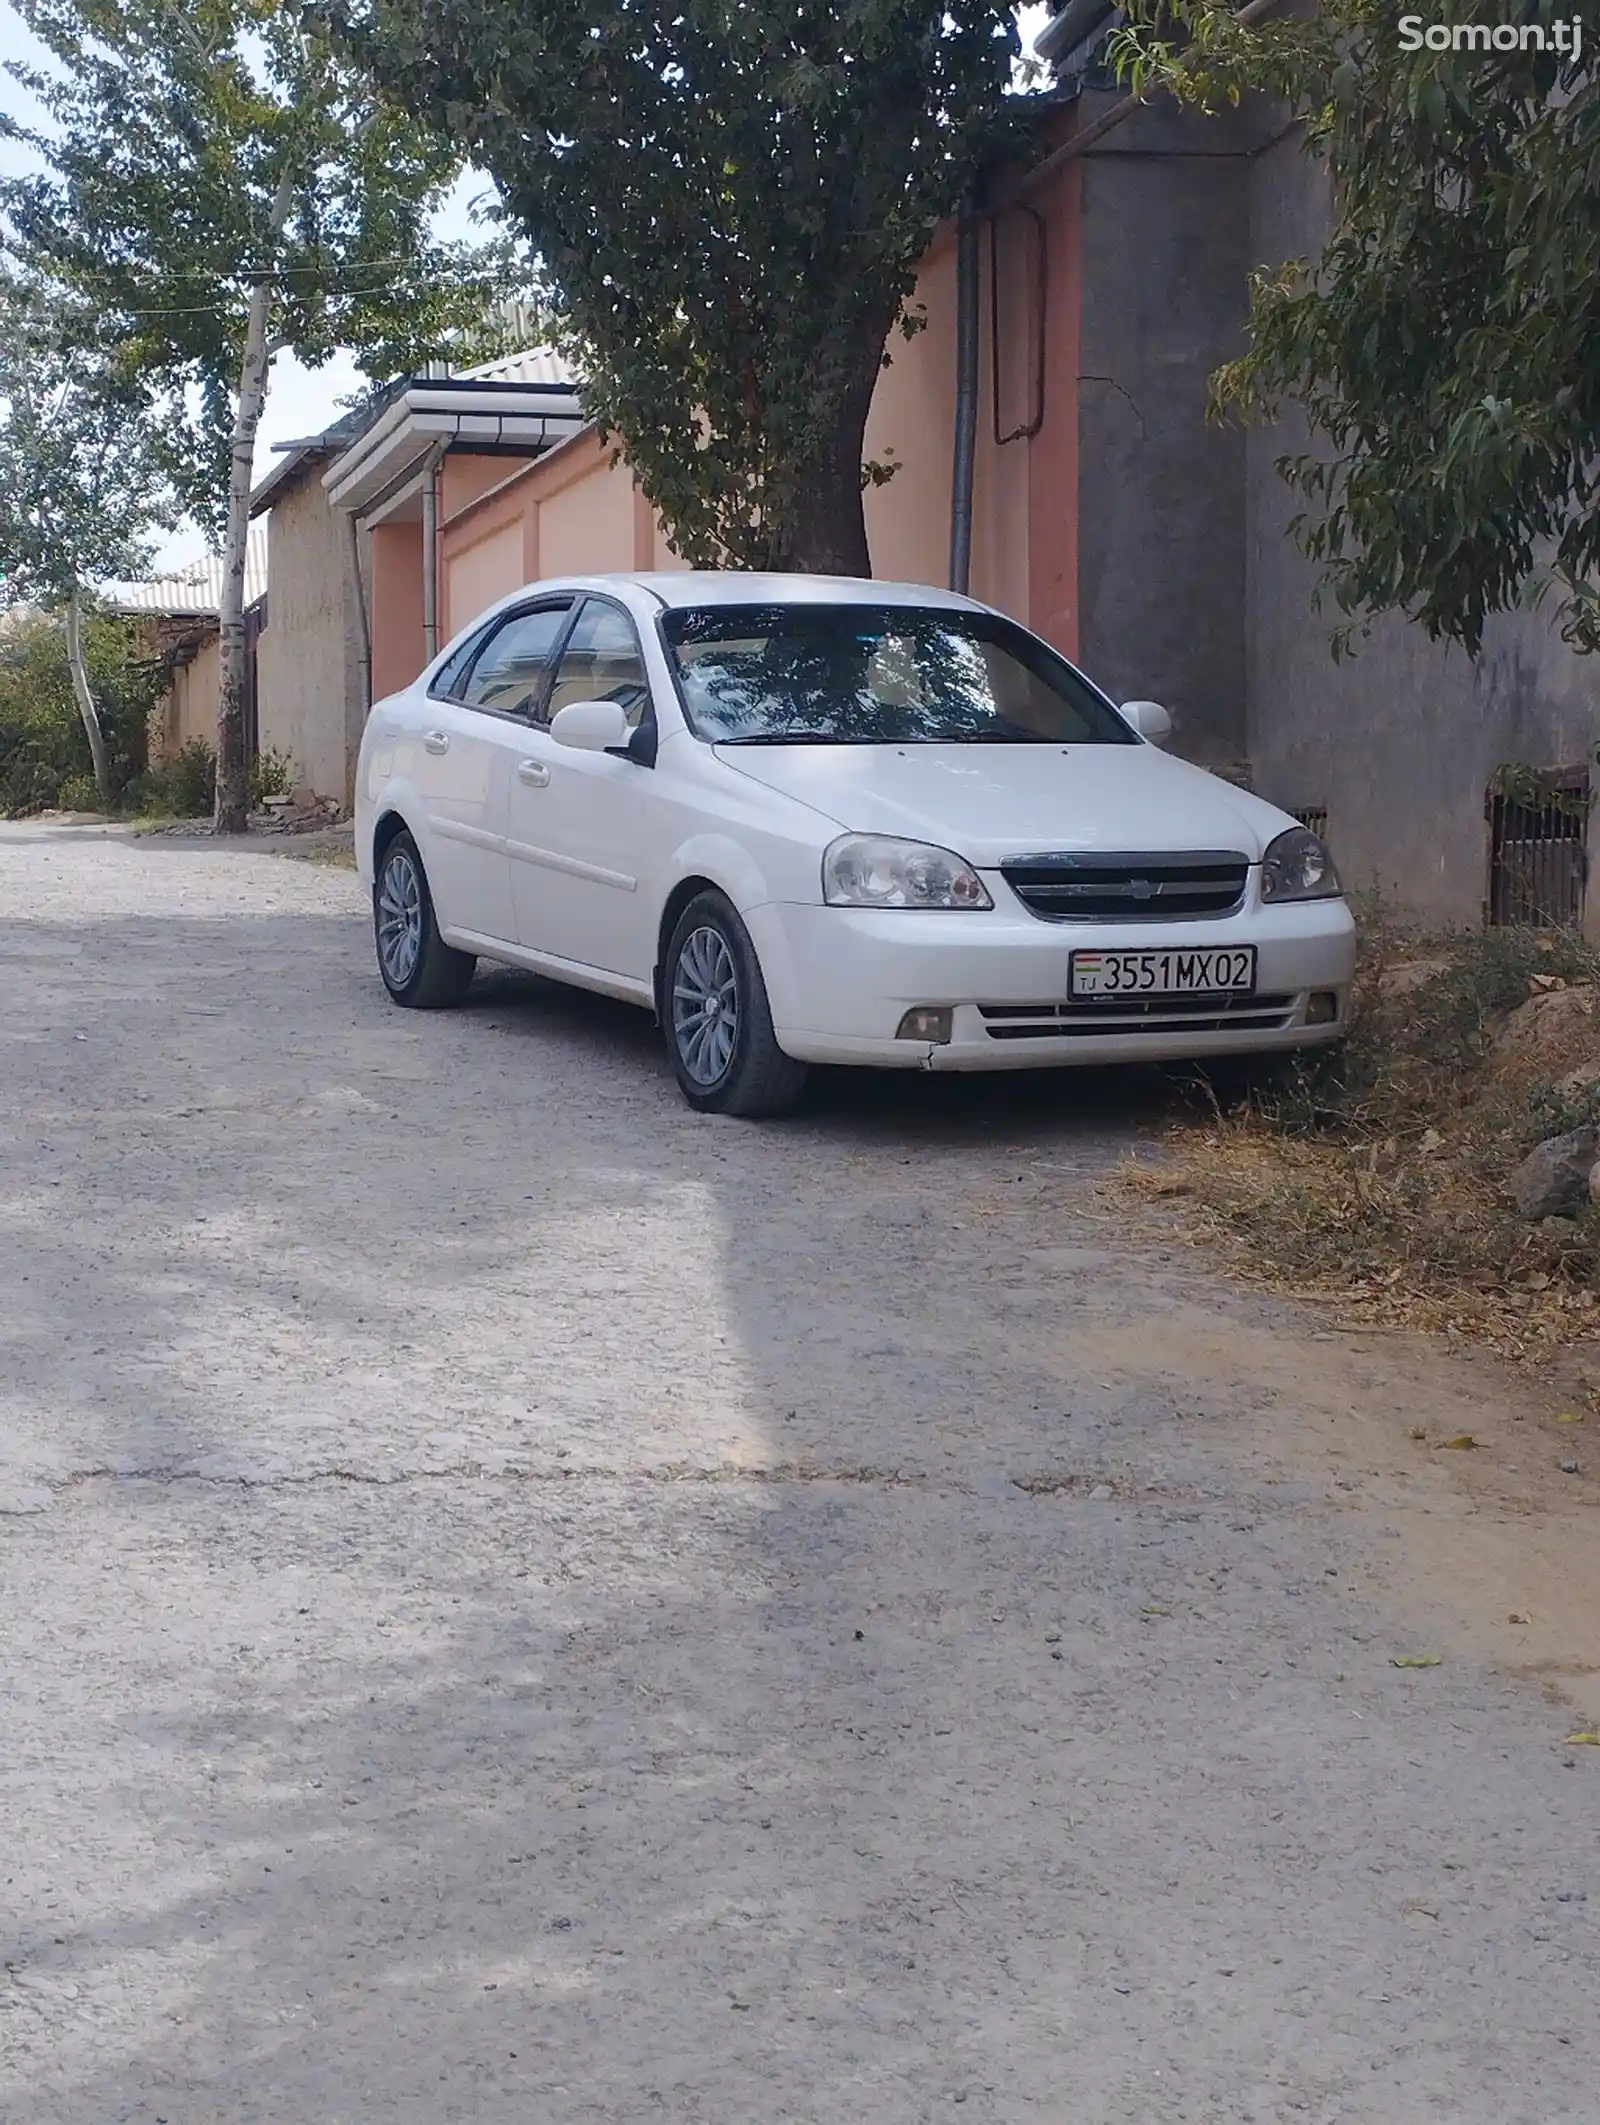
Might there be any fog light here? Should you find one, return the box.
[896,1006,953,1043]
[1305,990,1339,1025]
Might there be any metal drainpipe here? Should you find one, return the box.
[421,442,445,661]
[344,510,371,713]
[949,207,981,594]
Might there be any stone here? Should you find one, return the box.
[1507,1128,1598,1218]
[1588,1160,1600,1207]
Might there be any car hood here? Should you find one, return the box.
[714,741,1294,865]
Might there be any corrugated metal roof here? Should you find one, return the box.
[457,346,582,388]
[104,519,270,617]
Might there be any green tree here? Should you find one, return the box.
[3,0,525,831]
[333,0,1027,576]
[1112,0,1600,655]
[0,604,163,817]
[0,277,175,806]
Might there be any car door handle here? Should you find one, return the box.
[518,759,551,788]
[423,730,450,755]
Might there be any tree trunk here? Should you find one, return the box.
[764,333,892,577]
[64,584,113,810]
[213,275,273,834]
[216,159,299,835]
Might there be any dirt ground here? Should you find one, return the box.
[2,818,1596,2125]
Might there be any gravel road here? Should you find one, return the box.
[2,819,1596,2124]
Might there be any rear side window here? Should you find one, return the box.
[429,630,488,700]
[461,603,573,717]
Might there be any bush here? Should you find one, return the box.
[249,747,295,805]
[162,738,217,817]
[0,605,161,815]
[1137,910,1600,1359]
[54,772,101,812]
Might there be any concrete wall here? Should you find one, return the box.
[1243,127,1598,921]
[256,472,363,803]
[1074,95,1255,769]
[155,633,220,759]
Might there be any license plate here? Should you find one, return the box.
[1069,946,1257,999]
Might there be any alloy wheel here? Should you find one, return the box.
[671,924,739,1085]
[376,846,424,988]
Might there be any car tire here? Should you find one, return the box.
[373,830,476,1008]
[663,890,808,1117]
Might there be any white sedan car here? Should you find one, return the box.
[356,572,1355,1117]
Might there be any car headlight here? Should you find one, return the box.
[822,833,992,910]
[1260,826,1342,902]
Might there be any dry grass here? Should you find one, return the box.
[1119,906,1600,1372]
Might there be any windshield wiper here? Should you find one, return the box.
[714,731,850,745]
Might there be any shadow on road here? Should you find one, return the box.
[5,862,1594,2123]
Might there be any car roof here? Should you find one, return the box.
[578,571,989,614]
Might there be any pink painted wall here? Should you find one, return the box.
[441,452,518,518]
[368,520,425,702]
[372,156,1083,680]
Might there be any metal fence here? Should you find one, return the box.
[1485,773,1589,929]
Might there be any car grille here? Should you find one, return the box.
[1000,850,1250,922]
[978,995,1296,1040]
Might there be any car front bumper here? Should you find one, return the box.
[745,894,1357,1072]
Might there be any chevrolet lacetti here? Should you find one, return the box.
[355,572,1355,1117]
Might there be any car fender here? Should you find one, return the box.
[362,778,432,888]
[667,829,786,919]
[662,829,818,1029]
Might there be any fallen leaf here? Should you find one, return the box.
[1140,1605,1171,1617]
[1557,1412,1585,1424]
[1563,1731,1600,1746]
[1508,1612,1531,1625]
[1417,1127,1444,1155]
[1438,1434,1480,1450]
[1391,1654,1443,1669]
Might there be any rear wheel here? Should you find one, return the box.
[663,891,808,1117]
[374,830,476,1008]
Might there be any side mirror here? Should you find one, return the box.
[1120,699,1173,746]
[550,698,632,752]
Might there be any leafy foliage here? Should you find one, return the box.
[0,275,176,606]
[1,0,524,533]
[0,605,161,815]
[161,738,219,818]
[1111,0,1600,654]
[2,0,536,825]
[333,0,1029,571]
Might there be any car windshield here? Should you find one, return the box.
[661,602,1137,746]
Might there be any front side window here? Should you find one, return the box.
[661,603,1136,747]
[460,603,573,717]
[540,598,652,730]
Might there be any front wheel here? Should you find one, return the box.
[373,830,476,1008]
[663,891,808,1117]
